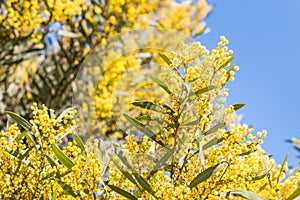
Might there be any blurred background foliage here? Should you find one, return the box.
[0,0,211,130]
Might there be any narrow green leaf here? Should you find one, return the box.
[277,153,288,183]
[7,146,34,161]
[111,157,138,187]
[56,179,78,197]
[202,137,224,150]
[15,131,26,142]
[133,173,156,196]
[192,86,216,96]
[139,115,151,121]
[204,122,226,136]
[153,148,175,171]
[188,163,222,188]
[108,184,138,200]
[225,64,235,83]
[6,111,31,131]
[221,56,235,68]
[107,184,137,200]
[227,190,266,200]
[287,187,300,200]
[159,53,172,65]
[149,75,172,94]
[232,103,246,111]
[51,144,74,170]
[182,116,202,126]
[46,155,57,167]
[24,131,38,150]
[131,101,160,112]
[72,133,87,158]
[123,114,164,146]
[52,191,57,200]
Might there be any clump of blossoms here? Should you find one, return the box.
[105,37,300,199]
[0,104,107,199]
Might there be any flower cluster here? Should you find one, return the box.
[0,104,104,199]
[106,39,300,199]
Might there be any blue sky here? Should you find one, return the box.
[200,0,300,167]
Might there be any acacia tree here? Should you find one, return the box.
[0,0,211,128]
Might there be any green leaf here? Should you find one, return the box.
[287,187,300,200]
[204,122,226,136]
[182,116,202,126]
[159,53,172,65]
[46,155,57,167]
[108,185,138,200]
[52,191,57,200]
[225,64,235,83]
[72,133,87,159]
[202,137,224,150]
[7,146,34,161]
[56,179,78,197]
[221,56,235,68]
[24,131,38,149]
[6,111,31,131]
[153,148,175,171]
[188,163,222,188]
[111,157,138,187]
[123,114,164,146]
[192,86,216,96]
[149,75,172,94]
[232,103,246,111]
[51,144,74,170]
[227,190,266,200]
[133,173,156,196]
[139,115,151,121]
[277,153,288,183]
[131,101,160,112]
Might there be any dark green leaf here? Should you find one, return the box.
[56,179,77,197]
[123,114,164,146]
[51,144,74,170]
[110,157,138,187]
[24,131,38,150]
[6,111,31,131]
[131,101,160,112]
[204,122,226,136]
[277,153,288,183]
[133,173,156,196]
[159,53,172,65]
[108,184,138,200]
[188,163,222,188]
[7,146,34,161]
[227,190,266,200]
[46,155,57,167]
[287,187,300,200]
[149,75,172,94]
[232,103,246,111]
[192,86,216,96]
